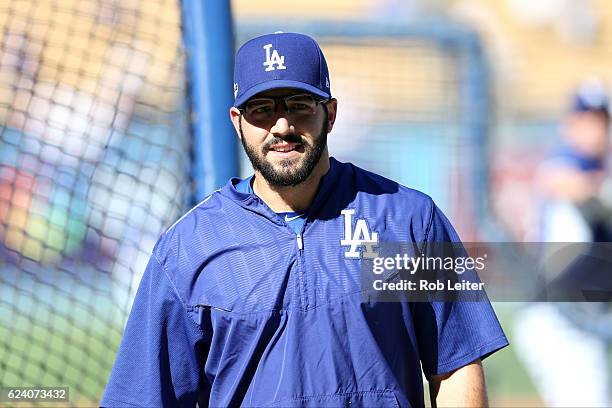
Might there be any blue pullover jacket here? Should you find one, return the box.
[101,158,507,408]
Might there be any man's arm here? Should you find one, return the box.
[428,359,487,408]
[101,252,207,407]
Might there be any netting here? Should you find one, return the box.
[0,0,191,405]
[236,25,489,239]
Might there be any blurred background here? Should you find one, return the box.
[1,0,612,406]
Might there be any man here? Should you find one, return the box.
[515,80,611,407]
[101,32,508,407]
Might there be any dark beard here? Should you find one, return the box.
[240,113,328,187]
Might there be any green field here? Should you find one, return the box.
[0,268,123,407]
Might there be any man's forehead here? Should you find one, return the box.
[251,88,312,99]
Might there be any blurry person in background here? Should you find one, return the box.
[515,79,611,407]
[538,79,611,242]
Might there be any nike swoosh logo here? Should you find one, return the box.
[284,214,305,222]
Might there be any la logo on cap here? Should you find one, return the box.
[263,44,286,72]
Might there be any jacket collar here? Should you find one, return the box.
[219,157,345,224]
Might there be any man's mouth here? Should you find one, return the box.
[268,142,301,153]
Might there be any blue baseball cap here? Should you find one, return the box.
[233,32,331,108]
[571,79,609,116]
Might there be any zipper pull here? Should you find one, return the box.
[296,233,303,250]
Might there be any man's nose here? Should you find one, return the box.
[270,105,293,135]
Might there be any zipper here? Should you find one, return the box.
[293,222,307,308]
[195,304,232,312]
[296,233,304,251]
[295,232,306,309]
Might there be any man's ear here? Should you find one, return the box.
[229,107,242,138]
[325,98,338,133]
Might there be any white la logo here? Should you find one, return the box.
[263,44,286,72]
[340,209,379,259]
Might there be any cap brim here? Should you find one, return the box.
[234,80,330,107]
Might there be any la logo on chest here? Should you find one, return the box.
[341,209,379,259]
[263,44,286,71]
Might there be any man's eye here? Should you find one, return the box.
[290,103,311,111]
[252,106,273,114]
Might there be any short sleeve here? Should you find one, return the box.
[100,251,208,407]
[411,204,509,376]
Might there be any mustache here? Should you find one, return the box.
[262,134,305,151]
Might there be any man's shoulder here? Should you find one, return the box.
[166,190,225,235]
[147,187,238,302]
[338,159,435,209]
[153,188,230,261]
